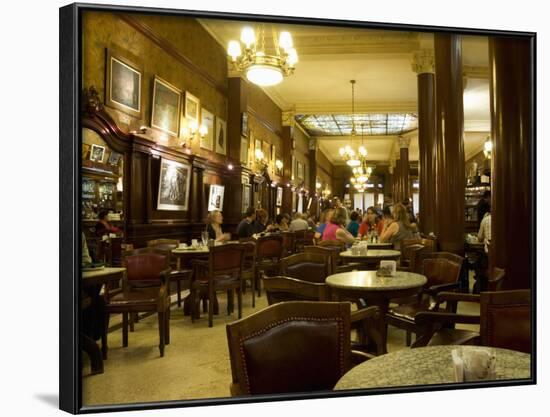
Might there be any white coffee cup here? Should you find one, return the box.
[191,239,198,247]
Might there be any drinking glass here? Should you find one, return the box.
[201,231,209,247]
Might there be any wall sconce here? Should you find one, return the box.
[315,181,322,189]
[255,149,268,171]
[483,136,493,159]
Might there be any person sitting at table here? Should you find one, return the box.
[275,213,290,231]
[206,210,232,242]
[358,206,384,239]
[289,212,309,232]
[322,207,355,245]
[252,208,277,234]
[95,210,121,237]
[379,203,414,250]
[346,211,361,237]
[314,208,333,240]
[237,207,256,238]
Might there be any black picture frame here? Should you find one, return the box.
[60,2,537,414]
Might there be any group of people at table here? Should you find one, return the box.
[204,197,420,251]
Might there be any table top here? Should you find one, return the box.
[172,247,210,254]
[325,270,427,291]
[82,267,126,280]
[335,345,531,390]
[340,249,401,260]
[354,241,393,248]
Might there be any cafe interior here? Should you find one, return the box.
[80,10,533,406]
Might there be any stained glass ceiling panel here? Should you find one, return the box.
[295,113,418,136]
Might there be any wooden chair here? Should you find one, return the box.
[281,231,296,257]
[304,245,337,274]
[481,289,531,353]
[412,268,506,348]
[400,238,436,269]
[226,301,373,396]
[279,252,330,283]
[240,240,257,307]
[312,241,361,273]
[147,239,193,308]
[262,275,384,356]
[254,235,284,299]
[386,252,465,346]
[104,252,171,357]
[295,229,315,252]
[190,243,246,327]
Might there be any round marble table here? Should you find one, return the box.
[326,270,427,353]
[340,249,401,270]
[335,345,531,390]
[354,241,394,249]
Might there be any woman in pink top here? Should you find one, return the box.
[322,207,355,245]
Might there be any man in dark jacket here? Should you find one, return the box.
[236,207,256,238]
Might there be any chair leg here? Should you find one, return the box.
[165,308,170,345]
[129,313,135,332]
[252,276,256,308]
[158,312,165,357]
[227,289,234,315]
[190,288,197,322]
[406,330,411,346]
[237,287,243,319]
[122,313,129,347]
[202,297,208,313]
[101,313,109,360]
[176,280,182,307]
[256,271,262,297]
[208,288,214,328]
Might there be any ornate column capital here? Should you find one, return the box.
[397,136,411,149]
[282,110,296,127]
[411,49,435,74]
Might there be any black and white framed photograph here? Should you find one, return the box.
[89,144,105,163]
[200,107,214,151]
[107,151,122,166]
[157,158,191,211]
[207,184,225,211]
[215,117,227,155]
[151,76,181,137]
[276,186,283,206]
[105,48,142,118]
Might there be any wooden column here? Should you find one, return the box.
[398,137,411,203]
[489,36,533,290]
[190,157,205,223]
[227,77,248,163]
[434,33,465,254]
[308,138,319,216]
[412,50,437,235]
[281,116,294,215]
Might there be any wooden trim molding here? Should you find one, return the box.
[119,14,228,96]
[246,106,283,138]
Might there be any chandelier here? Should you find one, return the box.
[339,80,367,166]
[227,25,298,87]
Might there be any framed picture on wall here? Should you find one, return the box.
[151,76,181,137]
[108,151,122,166]
[255,138,262,155]
[105,48,142,118]
[242,184,251,213]
[215,117,227,155]
[262,141,271,164]
[184,91,200,123]
[89,144,105,163]
[276,186,283,206]
[240,136,249,164]
[297,161,304,180]
[207,184,225,211]
[157,158,191,211]
[241,112,248,137]
[271,144,276,161]
[200,107,214,151]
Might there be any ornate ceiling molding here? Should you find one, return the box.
[397,136,411,149]
[294,100,417,114]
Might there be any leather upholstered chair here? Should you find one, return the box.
[254,235,284,298]
[294,229,315,252]
[311,241,361,273]
[400,238,436,269]
[226,301,373,396]
[147,239,193,308]
[190,243,246,327]
[386,252,464,346]
[281,231,296,257]
[480,289,531,353]
[279,252,330,283]
[104,252,171,357]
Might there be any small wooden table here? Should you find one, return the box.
[335,345,531,390]
[340,249,401,270]
[325,270,426,353]
[82,267,126,374]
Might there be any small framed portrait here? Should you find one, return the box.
[241,112,248,137]
[207,184,225,211]
[105,48,142,118]
[276,186,283,207]
[242,184,251,213]
[262,141,271,163]
[157,158,191,211]
[200,108,214,151]
[215,117,227,155]
[151,76,181,137]
[185,91,200,123]
[240,136,249,164]
[90,144,105,163]
[82,143,90,159]
[108,151,122,166]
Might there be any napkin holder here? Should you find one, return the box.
[452,348,496,382]
[377,260,396,277]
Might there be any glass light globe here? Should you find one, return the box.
[287,48,298,66]
[241,27,255,48]
[246,65,284,86]
[279,31,293,50]
[227,40,242,60]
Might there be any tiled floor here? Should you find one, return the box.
[82,276,480,406]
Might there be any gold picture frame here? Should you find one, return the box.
[151,76,182,137]
[105,48,143,118]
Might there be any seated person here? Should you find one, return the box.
[346,211,360,237]
[289,212,309,232]
[358,206,384,239]
[252,209,278,234]
[95,210,122,237]
[322,207,355,245]
[237,207,256,238]
[478,205,491,253]
[275,213,290,232]
[206,210,232,242]
[379,203,415,250]
[314,208,333,240]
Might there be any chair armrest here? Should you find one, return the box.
[350,350,374,366]
[425,282,460,297]
[350,306,380,323]
[436,291,480,304]
[414,311,480,327]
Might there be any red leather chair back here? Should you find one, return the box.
[256,235,284,260]
[481,289,531,353]
[124,253,168,282]
[210,243,245,276]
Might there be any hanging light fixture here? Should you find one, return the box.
[339,80,360,166]
[227,25,298,87]
[483,135,493,159]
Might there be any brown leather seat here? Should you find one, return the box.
[104,252,171,357]
[254,235,284,298]
[227,301,364,396]
[279,252,330,283]
[387,252,464,346]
